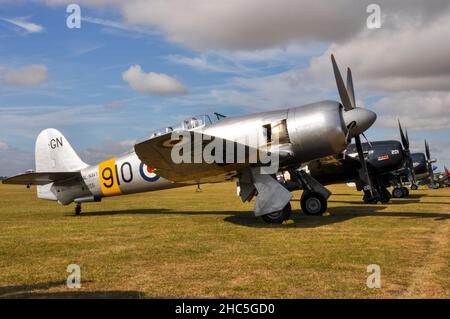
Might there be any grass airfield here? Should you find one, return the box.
[0,182,449,299]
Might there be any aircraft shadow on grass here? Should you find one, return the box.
[70,204,449,229]
[329,196,450,206]
[328,199,422,205]
[223,206,450,228]
[0,280,143,299]
[332,193,430,200]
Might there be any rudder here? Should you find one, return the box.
[35,128,88,172]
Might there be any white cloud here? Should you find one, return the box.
[122,65,187,96]
[116,0,399,50]
[1,64,48,87]
[1,17,44,33]
[82,16,159,36]
[43,0,450,50]
[372,91,450,130]
[307,13,450,93]
[167,54,247,74]
[0,141,9,150]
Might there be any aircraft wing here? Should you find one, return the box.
[2,172,81,185]
[135,131,262,182]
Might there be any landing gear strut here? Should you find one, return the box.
[75,203,81,215]
[290,169,331,216]
[261,202,292,224]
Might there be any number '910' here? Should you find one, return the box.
[102,162,133,188]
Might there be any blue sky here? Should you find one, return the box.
[1,1,449,175]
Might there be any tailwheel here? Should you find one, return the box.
[261,202,292,224]
[392,187,405,198]
[410,184,418,190]
[75,203,81,215]
[401,187,409,197]
[301,192,327,216]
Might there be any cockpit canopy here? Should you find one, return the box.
[148,114,214,138]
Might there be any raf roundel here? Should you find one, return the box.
[139,162,160,182]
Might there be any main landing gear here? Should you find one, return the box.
[291,169,331,216]
[301,191,328,216]
[75,203,81,215]
[261,202,292,224]
[392,187,409,198]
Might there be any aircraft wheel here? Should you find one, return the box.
[261,202,291,224]
[363,192,380,204]
[411,184,418,190]
[401,187,409,197]
[392,187,405,198]
[380,189,391,203]
[301,192,327,216]
[75,203,81,215]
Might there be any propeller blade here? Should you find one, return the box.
[398,120,409,150]
[361,132,373,148]
[404,128,417,184]
[405,129,410,148]
[425,140,431,160]
[398,120,415,184]
[331,54,353,111]
[425,140,435,185]
[346,68,356,109]
[355,135,374,197]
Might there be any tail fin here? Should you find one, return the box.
[35,128,88,172]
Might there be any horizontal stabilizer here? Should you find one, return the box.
[2,171,81,185]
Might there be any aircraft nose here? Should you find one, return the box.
[343,107,377,138]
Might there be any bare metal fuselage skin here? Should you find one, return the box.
[46,101,351,205]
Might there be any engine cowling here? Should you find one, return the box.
[286,100,348,163]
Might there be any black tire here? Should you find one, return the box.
[75,204,81,215]
[362,191,380,204]
[380,188,391,203]
[401,187,409,197]
[392,187,404,198]
[261,202,292,224]
[301,192,327,216]
[411,184,418,190]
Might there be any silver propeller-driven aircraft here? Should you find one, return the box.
[3,55,377,223]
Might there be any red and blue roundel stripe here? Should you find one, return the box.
[139,162,160,182]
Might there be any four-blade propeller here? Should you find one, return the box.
[398,120,417,186]
[331,54,377,200]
